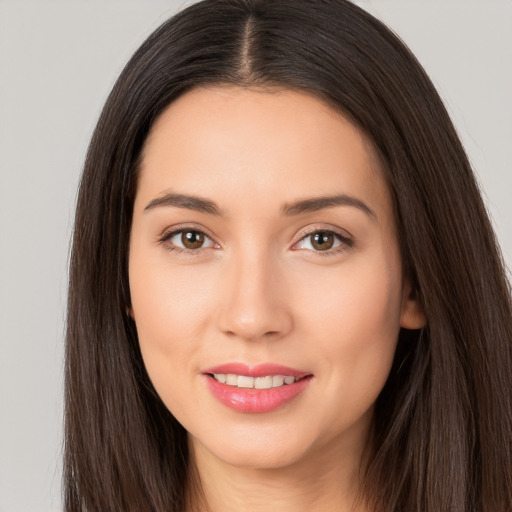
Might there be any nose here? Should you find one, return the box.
[217,249,293,342]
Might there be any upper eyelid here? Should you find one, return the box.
[294,224,353,242]
[159,224,216,242]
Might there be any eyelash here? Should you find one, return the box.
[158,225,354,256]
[158,224,218,256]
[293,227,354,256]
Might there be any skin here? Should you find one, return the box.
[129,86,425,512]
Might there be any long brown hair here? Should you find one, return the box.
[65,1,512,510]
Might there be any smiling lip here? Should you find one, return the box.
[202,363,313,413]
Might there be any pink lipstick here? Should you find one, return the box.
[202,363,313,413]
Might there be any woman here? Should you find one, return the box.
[65,1,512,511]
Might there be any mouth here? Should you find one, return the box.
[202,363,313,413]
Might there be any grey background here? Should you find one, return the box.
[0,1,510,510]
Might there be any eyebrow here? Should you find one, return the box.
[144,192,375,219]
[282,194,376,219]
[144,193,223,215]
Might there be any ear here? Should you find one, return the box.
[127,306,135,320]
[400,281,426,329]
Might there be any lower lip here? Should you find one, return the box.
[204,375,312,413]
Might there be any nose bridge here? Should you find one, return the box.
[218,243,292,341]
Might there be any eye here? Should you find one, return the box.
[293,230,352,253]
[162,229,217,251]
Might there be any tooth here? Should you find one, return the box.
[272,375,285,387]
[237,375,254,388]
[226,374,238,385]
[215,373,299,388]
[254,376,273,389]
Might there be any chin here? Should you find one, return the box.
[189,423,314,470]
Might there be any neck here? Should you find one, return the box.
[185,431,372,512]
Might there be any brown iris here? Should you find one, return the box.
[311,232,335,251]
[181,230,205,249]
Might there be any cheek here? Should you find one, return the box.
[298,249,402,330]
[128,247,219,396]
[295,252,403,406]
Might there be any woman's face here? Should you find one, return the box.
[129,86,424,470]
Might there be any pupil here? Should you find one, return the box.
[182,231,204,249]
[312,232,334,250]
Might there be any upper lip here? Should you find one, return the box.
[202,362,311,379]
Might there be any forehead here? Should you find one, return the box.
[136,86,391,221]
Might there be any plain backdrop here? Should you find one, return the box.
[0,1,510,510]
